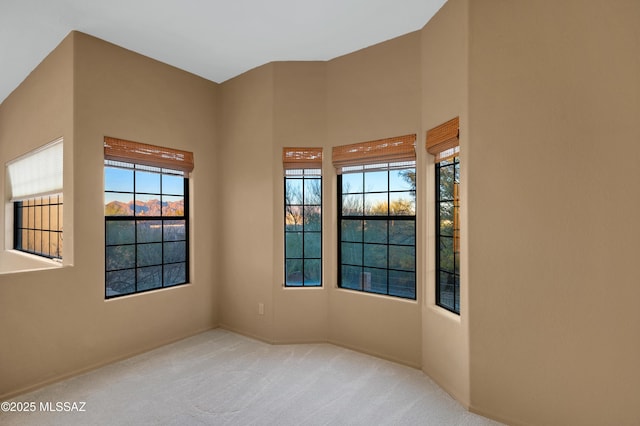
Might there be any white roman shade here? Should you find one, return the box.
[7,138,63,201]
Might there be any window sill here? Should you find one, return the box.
[0,250,63,275]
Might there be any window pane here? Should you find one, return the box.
[341,242,362,266]
[364,220,387,244]
[364,170,387,192]
[135,194,161,216]
[303,259,321,286]
[105,192,134,216]
[363,244,387,269]
[439,202,454,236]
[341,220,363,242]
[389,270,415,299]
[135,170,160,194]
[21,206,29,228]
[438,271,456,311]
[389,245,415,271]
[286,232,303,259]
[106,269,135,297]
[137,266,163,291]
[52,233,62,258]
[341,265,362,290]
[42,204,50,229]
[342,173,363,194]
[389,221,415,245]
[162,174,184,196]
[162,195,184,216]
[285,259,303,285]
[439,237,454,273]
[164,263,186,286]
[164,241,186,263]
[342,194,363,215]
[27,231,34,251]
[286,259,303,286]
[106,221,135,245]
[106,245,135,270]
[164,220,186,241]
[364,193,387,215]
[389,192,415,215]
[439,165,455,201]
[137,243,162,267]
[285,179,303,205]
[303,206,321,231]
[51,204,60,230]
[390,169,415,192]
[58,204,63,232]
[35,206,42,229]
[137,220,162,243]
[363,267,387,294]
[34,230,42,253]
[304,179,321,205]
[285,205,303,231]
[42,232,50,257]
[304,233,321,258]
[105,167,133,192]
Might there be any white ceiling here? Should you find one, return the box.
[0,0,446,105]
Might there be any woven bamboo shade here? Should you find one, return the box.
[282,147,323,170]
[332,134,416,174]
[426,117,459,163]
[104,137,194,175]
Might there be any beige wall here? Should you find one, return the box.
[0,32,219,399]
[325,32,423,367]
[468,1,640,425]
[218,63,276,341]
[272,62,329,343]
[0,33,75,398]
[219,33,423,367]
[420,0,470,406]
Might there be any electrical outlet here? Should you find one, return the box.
[258,302,264,315]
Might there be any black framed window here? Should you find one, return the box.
[338,162,416,299]
[14,195,63,259]
[436,155,460,314]
[104,160,189,298]
[284,168,322,286]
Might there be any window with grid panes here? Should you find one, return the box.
[435,156,460,313]
[104,161,189,298]
[284,168,322,286]
[14,195,63,259]
[338,162,416,299]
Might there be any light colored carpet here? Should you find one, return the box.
[1,329,502,425]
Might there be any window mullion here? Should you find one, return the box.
[160,171,164,287]
[301,176,305,284]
